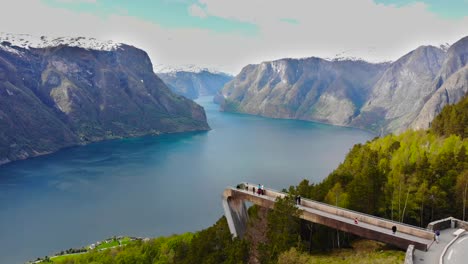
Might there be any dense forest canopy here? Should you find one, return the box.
[431,95,468,139]
[290,130,467,226]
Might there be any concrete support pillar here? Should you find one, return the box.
[222,196,249,238]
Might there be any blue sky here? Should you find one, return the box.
[42,0,467,36]
[1,0,467,73]
[42,0,258,35]
[375,0,467,19]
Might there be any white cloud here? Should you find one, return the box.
[194,0,468,64]
[189,4,207,18]
[0,0,467,75]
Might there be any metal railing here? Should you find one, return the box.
[234,182,431,232]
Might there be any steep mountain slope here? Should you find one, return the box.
[412,36,468,130]
[353,46,445,133]
[0,33,209,165]
[216,58,388,126]
[217,36,468,134]
[157,67,232,99]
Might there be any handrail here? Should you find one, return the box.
[439,231,467,264]
[236,182,430,232]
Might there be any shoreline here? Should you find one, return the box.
[0,127,210,168]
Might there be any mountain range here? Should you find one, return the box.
[2,32,467,164]
[216,36,468,134]
[0,33,210,165]
[156,65,233,99]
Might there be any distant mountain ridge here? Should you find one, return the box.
[157,66,233,99]
[0,33,210,165]
[0,32,121,51]
[154,64,227,75]
[217,36,468,134]
[215,57,388,127]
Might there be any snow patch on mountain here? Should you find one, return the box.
[325,47,392,64]
[154,64,229,76]
[0,32,122,51]
[0,43,23,56]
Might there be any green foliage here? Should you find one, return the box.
[290,129,467,226]
[260,195,302,263]
[181,217,249,264]
[94,240,119,251]
[51,218,248,264]
[277,240,404,264]
[324,183,349,208]
[431,95,468,138]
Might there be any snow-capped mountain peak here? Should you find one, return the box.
[154,64,226,75]
[325,47,393,64]
[0,32,122,51]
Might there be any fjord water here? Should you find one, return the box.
[0,96,372,263]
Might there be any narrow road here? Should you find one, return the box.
[414,228,456,264]
[443,234,468,264]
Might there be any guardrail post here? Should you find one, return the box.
[404,245,415,264]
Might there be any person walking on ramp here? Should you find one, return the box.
[435,230,440,243]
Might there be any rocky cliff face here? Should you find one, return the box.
[411,36,468,130]
[218,36,468,134]
[0,33,210,165]
[353,46,446,134]
[216,58,388,126]
[157,69,232,99]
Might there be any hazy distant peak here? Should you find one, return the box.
[154,64,230,76]
[326,53,367,62]
[325,47,393,64]
[0,32,122,51]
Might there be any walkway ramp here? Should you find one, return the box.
[223,185,434,251]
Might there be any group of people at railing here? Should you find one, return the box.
[233,183,438,243]
[236,183,266,195]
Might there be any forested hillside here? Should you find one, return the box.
[285,96,468,227]
[291,129,467,226]
[301,96,468,226]
[50,218,249,264]
[431,95,468,139]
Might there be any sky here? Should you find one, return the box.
[0,0,467,74]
